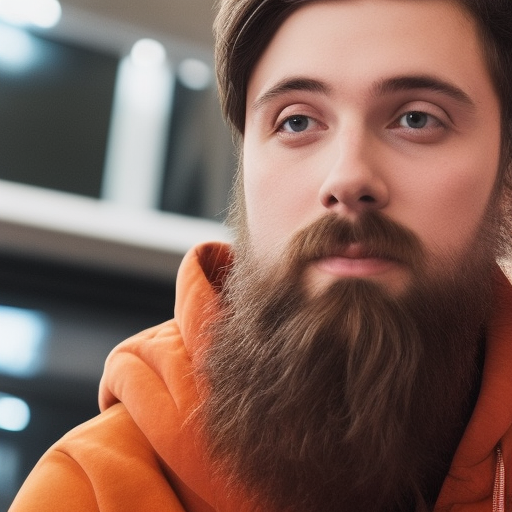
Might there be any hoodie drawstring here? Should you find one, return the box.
[493,444,505,512]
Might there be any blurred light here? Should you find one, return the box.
[0,306,47,377]
[102,55,173,209]
[0,394,30,432]
[177,58,211,91]
[0,0,62,29]
[130,38,166,68]
[0,25,34,71]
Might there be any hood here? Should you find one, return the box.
[436,269,512,511]
[99,243,245,512]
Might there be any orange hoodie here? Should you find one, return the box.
[8,243,512,512]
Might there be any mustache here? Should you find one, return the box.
[285,212,426,271]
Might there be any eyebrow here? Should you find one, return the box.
[374,75,476,110]
[251,74,476,112]
[251,77,332,112]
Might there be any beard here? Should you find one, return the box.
[197,210,498,512]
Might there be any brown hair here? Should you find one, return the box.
[214,0,309,136]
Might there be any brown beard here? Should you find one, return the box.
[198,211,497,512]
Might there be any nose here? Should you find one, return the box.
[319,132,389,216]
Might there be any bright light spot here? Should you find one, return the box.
[0,25,34,71]
[130,38,167,68]
[0,306,47,377]
[0,394,30,432]
[177,58,211,91]
[0,0,62,29]
[102,55,173,208]
[29,0,61,28]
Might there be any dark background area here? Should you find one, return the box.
[0,33,117,198]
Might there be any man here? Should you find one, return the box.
[9,0,512,511]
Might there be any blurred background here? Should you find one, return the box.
[0,1,234,508]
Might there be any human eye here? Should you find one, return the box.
[279,114,318,133]
[388,104,450,143]
[397,111,442,130]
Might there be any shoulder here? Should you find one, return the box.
[9,403,187,512]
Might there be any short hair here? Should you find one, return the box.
[215,0,309,136]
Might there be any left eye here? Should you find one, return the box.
[398,111,432,129]
[280,115,312,133]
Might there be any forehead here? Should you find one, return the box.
[246,0,492,109]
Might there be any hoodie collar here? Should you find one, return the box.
[436,269,512,510]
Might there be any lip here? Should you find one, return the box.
[313,243,399,278]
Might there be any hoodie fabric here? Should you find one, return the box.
[8,242,512,512]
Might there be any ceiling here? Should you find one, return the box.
[58,0,216,49]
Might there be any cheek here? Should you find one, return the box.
[402,156,498,259]
[243,148,321,257]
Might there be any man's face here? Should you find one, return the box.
[242,0,501,295]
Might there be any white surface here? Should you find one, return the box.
[0,179,230,281]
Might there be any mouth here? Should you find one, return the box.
[312,243,403,279]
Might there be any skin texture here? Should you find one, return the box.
[243,0,501,296]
